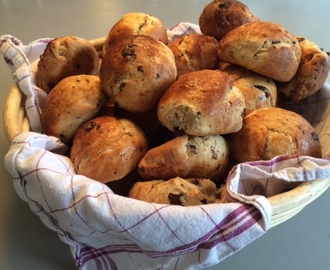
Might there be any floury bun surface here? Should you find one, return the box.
[100,34,177,113]
[157,69,245,136]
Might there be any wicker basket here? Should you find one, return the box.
[3,37,330,230]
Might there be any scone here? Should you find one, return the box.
[277,36,330,101]
[137,135,230,183]
[36,36,99,93]
[219,63,277,115]
[100,34,177,113]
[41,75,108,144]
[168,33,219,76]
[70,116,148,183]
[157,69,245,136]
[103,12,168,55]
[128,177,223,206]
[218,21,302,82]
[229,107,322,163]
[199,0,259,41]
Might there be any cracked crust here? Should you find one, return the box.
[217,21,302,82]
[137,134,230,183]
[229,107,322,163]
[70,116,148,183]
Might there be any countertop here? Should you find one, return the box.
[1,1,330,269]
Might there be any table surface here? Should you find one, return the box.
[1,1,330,269]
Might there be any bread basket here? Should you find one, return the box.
[3,31,330,269]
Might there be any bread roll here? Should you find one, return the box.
[137,135,230,183]
[41,75,107,144]
[36,36,99,93]
[219,63,277,115]
[218,21,302,82]
[230,107,322,163]
[277,36,330,101]
[70,116,148,183]
[157,69,245,136]
[100,35,177,113]
[103,12,168,55]
[199,0,259,41]
[168,33,219,76]
[128,177,224,206]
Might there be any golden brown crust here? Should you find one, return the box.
[128,177,223,206]
[100,35,177,113]
[277,36,330,101]
[229,107,322,163]
[40,75,107,144]
[70,116,148,183]
[103,12,168,55]
[137,135,230,183]
[157,69,245,136]
[36,36,100,93]
[168,34,219,76]
[199,0,259,41]
[219,63,277,115]
[218,21,302,82]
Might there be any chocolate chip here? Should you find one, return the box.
[168,193,183,205]
[83,121,101,133]
[253,84,270,98]
[119,82,126,91]
[137,65,144,73]
[311,132,319,141]
[121,44,137,60]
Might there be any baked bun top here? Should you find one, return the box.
[218,21,302,82]
[199,0,259,41]
[168,33,219,76]
[100,34,177,113]
[230,107,322,163]
[103,12,168,55]
[70,116,148,183]
[277,36,330,101]
[36,36,99,93]
[157,69,245,136]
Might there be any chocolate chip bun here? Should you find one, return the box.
[219,63,277,115]
[128,177,224,206]
[137,135,230,183]
[157,69,245,136]
[199,0,259,41]
[70,116,148,183]
[218,21,302,82]
[230,107,322,163]
[36,36,100,93]
[100,34,177,113]
[277,36,330,101]
[103,12,168,55]
[168,33,219,76]
[41,75,107,144]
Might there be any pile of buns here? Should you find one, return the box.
[36,0,329,206]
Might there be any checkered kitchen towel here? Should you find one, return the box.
[2,23,330,270]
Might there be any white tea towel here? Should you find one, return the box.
[2,23,330,270]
